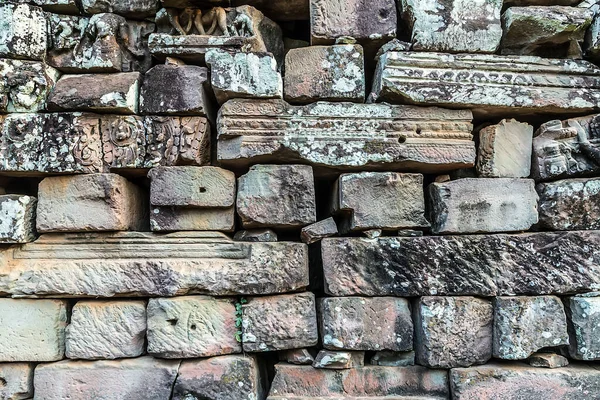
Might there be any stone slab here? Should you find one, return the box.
[477,119,533,178]
[300,217,338,244]
[0,363,33,400]
[0,59,60,113]
[0,195,37,244]
[80,0,159,19]
[150,206,235,232]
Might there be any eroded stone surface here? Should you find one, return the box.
[528,352,569,368]
[0,59,60,113]
[279,349,315,365]
[0,195,37,244]
[150,206,235,232]
[0,363,33,400]
[537,178,600,230]
[300,217,338,244]
[233,229,278,242]
[565,295,600,360]
[0,3,47,60]
[80,0,159,19]
[477,119,533,178]
[313,350,364,369]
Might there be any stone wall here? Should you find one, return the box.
[1,0,600,399]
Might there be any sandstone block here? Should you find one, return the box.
[493,296,569,360]
[0,232,309,297]
[319,297,413,352]
[0,3,47,60]
[300,217,338,244]
[36,174,146,233]
[33,357,179,400]
[313,350,364,369]
[428,178,538,234]
[28,0,78,13]
[237,164,316,229]
[0,195,37,244]
[268,364,449,399]
[585,11,600,61]
[101,115,146,170]
[173,355,264,400]
[206,49,282,104]
[80,0,159,19]
[0,299,67,362]
[565,295,600,360]
[47,72,141,115]
[150,206,235,232]
[0,363,33,400]
[0,59,60,113]
[415,296,493,368]
[147,296,240,358]
[279,349,315,365]
[399,0,502,53]
[66,301,146,360]
[322,231,600,297]
[217,99,475,173]
[528,352,569,368]
[242,292,318,352]
[477,119,533,178]
[233,229,278,242]
[373,52,600,118]
[284,45,364,104]
[335,172,428,232]
[370,351,415,367]
[537,178,600,230]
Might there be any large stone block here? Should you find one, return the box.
[80,0,159,19]
[36,174,146,233]
[373,51,600,118]
[537,178,600,230]
[217,99,475,173]
[428,178,538,234]
[150,206,235,232]
[100,115,146,170]
[0,59,60,113]
[450,363,600,400]
[242,292,318,352]
[0,232,309,297]
[173,355,264,400]
[284,44,364,104]
[0,3,47,60]
[0,299,67,362]
[47,72,141,115]
[477,119,533,178]
[33,357,180,400]
[66,301,146,360]
[237,164,316,229]
[493,296,569,360]
[0,363,33,400]
[334,172,428,232]
[0,195,37,244]
[321,231,600,297]
[268,364,449,399]
[319,297,413,352]
[415,296,493,368]
[399,0,503,53]
[565,295,600,360]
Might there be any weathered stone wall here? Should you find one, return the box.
[1,0,600,399]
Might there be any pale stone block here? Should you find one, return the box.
[0,363,33,400]
[0,195,37,244]
[312,350,364,369]
[0,59,60,113]
[0,3,47,60]
[477,119,533,178]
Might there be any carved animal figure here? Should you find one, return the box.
[166,7,229,36]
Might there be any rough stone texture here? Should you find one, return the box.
[528,352,569,368]
[284,45,365,104]
[47,72,141,115]
[0,59,60,113]
[150,206,235,232]
[0,3,47,60]
[399,0,503,53]
[428,178,539,234]
[140,65,211,116]
[334,172,428,232]
[268,364,449,399]
[372,52,600,118]
[313,351,364,369]
[477,119,533,178]
[415,296,493,368]
[0,232,309,297]
[0,363,33,400]
[33,357,180,400]
[206,49,282,104]
[237,164,316,229]
[300,217,338,244]
[0,299,67,362]
[148,166,235,207]
[242,292,318,352]
[161,0,308,21]
[585,10,600,61]
[101,115,146,170]
[321,231,600,297]
[36,174,147,233]
[173,355,264,400]
[279,349,315,365]
[450,363,600,400]
[537,178,600,230]
[370,351,415,367]
[319,297,413,352]
[217,99,475,173]
[147,296,240,358]
[0,195,37,244]
[493,296,569,360]
[80,0,159,19]
[565,295,600,360]
[233,229,278,242]
[501,6,593,57]
[65,301,147,360]
[28,0,79,13]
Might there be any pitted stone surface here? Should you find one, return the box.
[0,363,33,400]
[565,295,600,360]
[0,59,59,113]
[0,195,37,244]
[537,178,600,230]
[0,3,47,60]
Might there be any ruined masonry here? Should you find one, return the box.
[3,0,600,399]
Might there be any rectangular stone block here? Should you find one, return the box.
[319,297,413,352]
[322,231,600,297]
[428,178,539,234]
[242,292,318,352]
[33,357,180,400]
[0,232,309,297]
[373,51,600,118]
[268,364,449,399]
[147,296,240,358]
[28,0,78,13]
[0,363,33,400]
[537,178,600,230]
[150,206,235,232]
[80,0,159,19]
[66,301,147,360]
[0,195,37,244]
[0,59,59,113]
[566,295,600,360]
[217,99,475,173]
[101,115,146,170]
[0,299,67,362]
[0,3,47,60]
[36,174,147,233]
[477,119,533,178]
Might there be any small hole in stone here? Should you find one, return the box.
[0,378,6,387]
[199,187,207,193]
[379,8,390,19]
[167,319,178,326]
[416,128,422,135]
[398,136,406,144]
[190,324,197,330]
